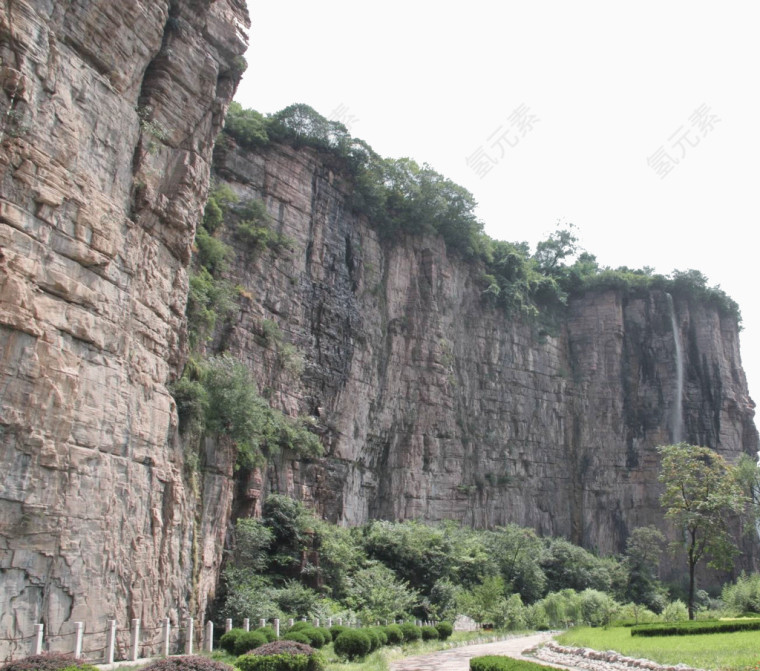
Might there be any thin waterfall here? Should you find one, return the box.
[666,293,684,443]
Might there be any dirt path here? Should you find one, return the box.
[390,633,562,671]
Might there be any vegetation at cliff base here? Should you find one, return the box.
[212,491,760,636]
[222,101,741,323]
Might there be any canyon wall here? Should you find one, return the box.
[0,1,757,656]
[0,0,248,657]
[212,139,758,553]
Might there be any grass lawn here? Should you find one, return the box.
[556,626,760,670]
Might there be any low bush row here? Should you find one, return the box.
[630,618,760,637]
[237,641,323,671]
[471,656,557,671]
[333,621,453,660]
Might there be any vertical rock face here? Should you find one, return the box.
[212,140,758,555]
[0,0,247,655]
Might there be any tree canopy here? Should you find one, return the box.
[658,443,746,619]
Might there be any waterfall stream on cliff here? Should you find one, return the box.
[666,293,684,442]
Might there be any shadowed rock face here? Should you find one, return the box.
[0,0,247,654]
[211,140,758,555]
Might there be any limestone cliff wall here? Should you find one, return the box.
[212,140,758,554]
[0,0,248,655]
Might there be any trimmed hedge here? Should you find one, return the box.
[333,630,371,660]
[237,641,323,671]
[0,655,98,671]
[255,626,279,642]
[421,625,439,641]
[631,618,760,637]
[220,628,246,654]
[282,632,311,645]
[329,625,345,640]
[141,657,234,671]
[471,657,557,671]
[234,630,269,655]
[435,621,453,640]
[399,623,421,642]
[383,624,404,645]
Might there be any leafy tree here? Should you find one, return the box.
[658,443,747,619]
[624,526,666,612]
[344,563,419,622]
[485,525,547,603]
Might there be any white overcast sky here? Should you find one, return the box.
[236,1,760,411]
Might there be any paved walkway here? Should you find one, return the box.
[391,633,566,671]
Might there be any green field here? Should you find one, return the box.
[556,627,760,670]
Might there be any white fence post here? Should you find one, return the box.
[186,618,194,655]
[131,619,140,662]
[32,624,44,655]
[106,620,117,664]
[225,618,232,633]
[337,617,342,626]
[259,618,266,629]
[243,618,250,632]
[327,618,332,628]
[163,618,171,657]
[288,618,294,628]
[274,619,280,638]
[74,622,84,658]
[205,621,213,652]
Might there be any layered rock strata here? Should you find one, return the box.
[212,140,758,554]
[0,0,248,656]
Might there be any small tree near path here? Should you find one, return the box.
[658,443,746,619]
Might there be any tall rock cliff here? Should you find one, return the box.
[210,139,758,554]
[0,0,248,656]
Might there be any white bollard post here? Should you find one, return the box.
[131,619,140,662]
[74,622,84,659]
[274,619,280,638]
[337,618,342,626]
[327,618,332,628]
[106,620,117,664]
[225,619,232,633]
[205,621,214,652]
[186,619,194,655]
[313,618,319,628]
[288,619,294,628]
[301,617,307,623]
[32,624,44,655]
[259,618,266,629]
[163,619,171,657]
[243,618,250,632]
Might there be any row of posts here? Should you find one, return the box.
[27,616,438,662]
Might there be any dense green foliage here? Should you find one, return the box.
[233,631,269,656]
[222,103,741,324]
[217,494,732,631]
[172,355,321,470]
[435,621,453,640]
[141,658,234,671]
[658,444,747,619]
[721,572,760,614]
[631,618,760,637]
[0,655,99,671]
[471,657,556,671]
[219,627,246,654]
[332,630,371,660]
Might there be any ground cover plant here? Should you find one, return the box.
[556,626,760,670]
[471,657,555,671]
